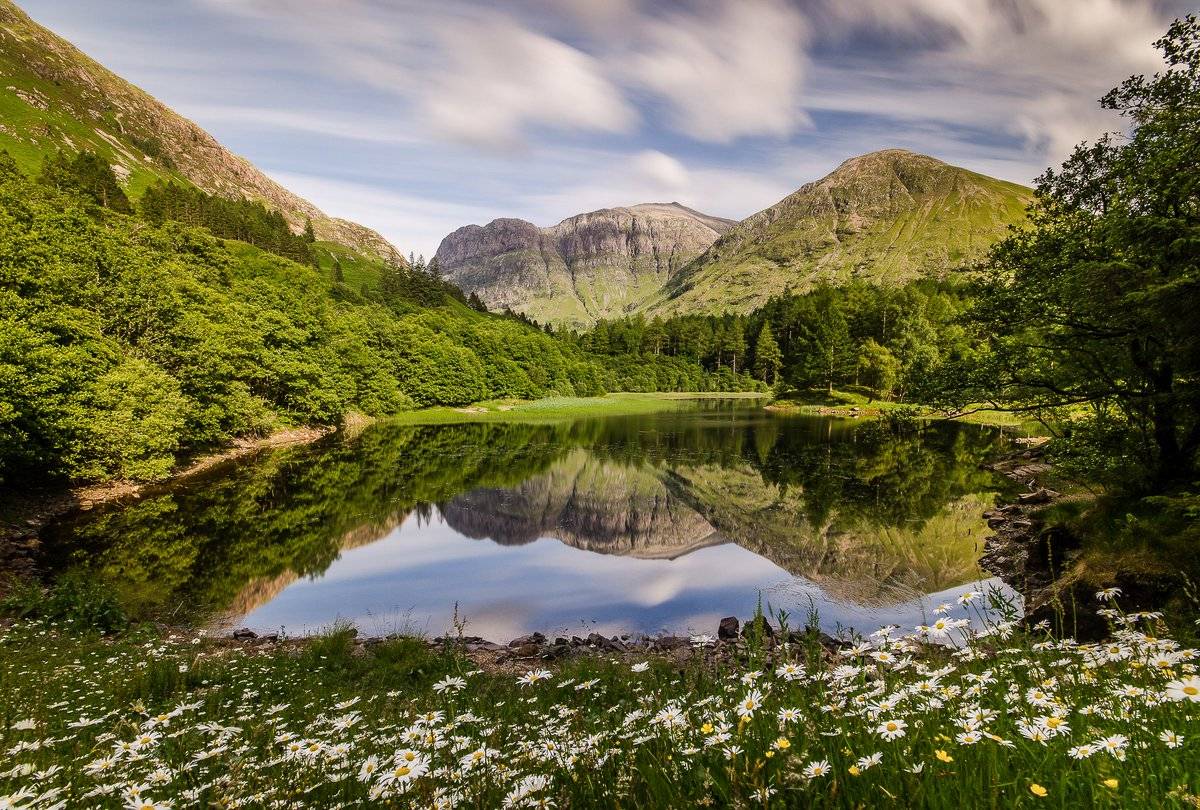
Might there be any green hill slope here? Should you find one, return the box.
[647,149,1033,315]
[0,0,403,265]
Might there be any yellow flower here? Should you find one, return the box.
[765,750,775,758]
[1030,784,1048,797]
[701,722,714,734]
[935,749,953,763]
[774,737,791,751]
[848,765,861,776]
[1103,779,1119,790]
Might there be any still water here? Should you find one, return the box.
[42,400,1019,640]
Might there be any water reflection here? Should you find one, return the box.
[41,402,1019,637]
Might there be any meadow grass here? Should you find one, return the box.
[1,590,1198,808]
[380,391,770,426]
[768,388,1043,432]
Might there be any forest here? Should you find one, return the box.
[0,154,760,486]
[571,280,970,401]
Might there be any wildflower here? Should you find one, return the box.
[856,752,882,770]
[772,737,791,751]
[690,634,716,647]
[955,730,982,745]
[935,749,953,763]
[631,662,650,673]
[802,760,831,779]
[1164,675,1200,702]
[1159,730,1184,748]
[653,705,686,730]
[357,755,380,782]
[777,707,801,724]
[1095,587,1122,602]
[876,718,907,741]
[1030,784,1048,797]
[1103,779,1119,790]
[736,690,764,718]
[432,676,467,693]
[957,590,981,605]
[518,669,552,687]
[775,662,804,681]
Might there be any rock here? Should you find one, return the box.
[1017,488,1060,505]
[231,628,257,640]
[718,617,740,640]
[259,633,280,643]
[741,617,776,639]
[511,644,541,658]
[435,204,734,327]
[508,632,546,647]
[554,637,569,646]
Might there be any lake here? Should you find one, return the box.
[41,399,1020,640]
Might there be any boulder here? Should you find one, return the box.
[718,617,740,640]
[231,627,257,640]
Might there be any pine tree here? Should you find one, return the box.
[753,320,783,385]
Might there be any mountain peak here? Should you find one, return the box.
[436,201,735,327]
[649,152,1034,315]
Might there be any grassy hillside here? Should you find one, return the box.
[0,0,402,264]
[649,150,1033,316]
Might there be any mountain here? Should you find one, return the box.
[435,202,735,328]
[0,0,403,264]
[649,149,1033,315]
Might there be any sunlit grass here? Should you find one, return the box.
[1,590,1197,808]
[380,391,770,426]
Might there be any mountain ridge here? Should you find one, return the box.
[436,149,1033,325]
[436,201,735,327]
[648,149,1034,315]
[0,0,404,265]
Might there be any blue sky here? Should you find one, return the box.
[20,0,1196,258]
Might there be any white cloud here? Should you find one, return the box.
[623,0,810,142]
[419,16,637,149]
[812,0,1170,163]
[265,171,498,261]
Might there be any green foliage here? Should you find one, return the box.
[38,150,131,213]
[752,320,783,384]
[2,156,690,485]
[577,281,969,402]
[0,571,127,632]
[138,180,314,265]
[931,16,1200,492]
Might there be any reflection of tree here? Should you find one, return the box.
[45,409,1010,619]
[45,422,573,617]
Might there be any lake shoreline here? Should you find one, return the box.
[0,393,767,582]
[0,426,333,577]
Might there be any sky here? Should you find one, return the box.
[19,0,1197,258]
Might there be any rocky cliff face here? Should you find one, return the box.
[649,149,1033,315]
[0,0,404,264]
[435,203,734,327]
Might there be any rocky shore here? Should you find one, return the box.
[223,615,844,673]
[977,438,1171,639]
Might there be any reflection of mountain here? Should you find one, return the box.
[441,451,993,607]
[663,464,992,605]
[441,450,722,559]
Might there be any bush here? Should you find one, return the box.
[1,572,128,632]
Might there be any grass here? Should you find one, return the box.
[768,387,1044,432]
[1,590,1198,808]
[381,391,771,426]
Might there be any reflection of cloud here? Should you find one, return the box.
[240,510,1015,641]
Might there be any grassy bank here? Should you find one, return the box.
[767,388,1044,432]
[1,590,1197,808]
[379,391,771,426]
